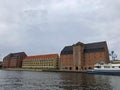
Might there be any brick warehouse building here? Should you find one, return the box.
[3,52,27,68]
[60,41,110,70]
[22,54,59,70]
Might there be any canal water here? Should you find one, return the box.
[0,70,119,90]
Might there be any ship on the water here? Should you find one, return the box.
[87,61,120,75]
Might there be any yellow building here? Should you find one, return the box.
[22,54,59,70]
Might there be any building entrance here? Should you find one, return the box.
[76,67,78,70]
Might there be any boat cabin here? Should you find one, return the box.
[94,62,120,70]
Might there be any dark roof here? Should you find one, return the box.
[85,41,106,49]
[3,53,12,60]
[3,52,26,60]
[84,41,107,53]
[61,41,107,55]
[61,46,73,55]
[11,52,26,55]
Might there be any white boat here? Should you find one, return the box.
[87,61,120,75]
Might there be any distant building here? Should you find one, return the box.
[22,54,59,70]
[3,52,27,68]
[60,41,110,70]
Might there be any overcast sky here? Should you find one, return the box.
[0,0,120,60]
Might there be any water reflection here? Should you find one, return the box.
[0,70,119,90]
[60,73,113,90]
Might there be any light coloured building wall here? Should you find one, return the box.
[22,57,59,70]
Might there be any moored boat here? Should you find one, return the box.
[87,61,120,75]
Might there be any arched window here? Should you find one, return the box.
[76,67,78,70]
[88,67,92,69]
[69,67,72,70]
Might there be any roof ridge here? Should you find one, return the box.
[85,41,106,45]
[25,54,58,59]
[27,53,58,57]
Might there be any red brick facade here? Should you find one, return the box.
[60,41,110,70]
[3,52,27,68]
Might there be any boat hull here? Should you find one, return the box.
[87,70,120,75]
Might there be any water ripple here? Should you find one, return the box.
[0,70,118,90]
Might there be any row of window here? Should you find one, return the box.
[23,62,54,64]
[23,62,54,65]
[22,66,55,69]
[23,60,54,62]
[23,60,54,63]
[24,58,55,61]
[95,66,120,68]
[23,64,54,66]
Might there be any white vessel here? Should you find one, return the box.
[87,61,120,75]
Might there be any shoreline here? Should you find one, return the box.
[1,68,87,73]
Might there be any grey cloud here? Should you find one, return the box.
[0,0,120,60]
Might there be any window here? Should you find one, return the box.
[65,67,68,69]
[95,66,101,68]
[76,67,78,70]
[69,67,72,70]
[88,67,92,69]
[112,66,115,68]
[104,66,110,68]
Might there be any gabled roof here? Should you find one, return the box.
[85,41,107,49]
[25,54,58,60]
[61,46,73,55]
[11,52,26,56]
[11,52,26,55]
[3,52,27,60]
[61,41,107,55]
